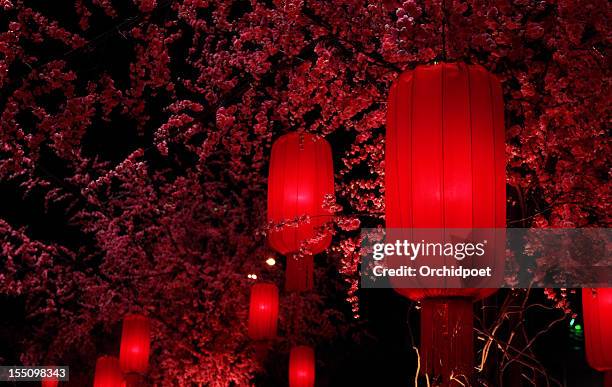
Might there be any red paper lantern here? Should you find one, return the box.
[583,288,612,386]
[267,132,334,291]
[386,63,505,383]
[248,283,279,340]
[289,346,315,387]
[41,378,59,387]
[119,314,151,374]
[94,356,123,387]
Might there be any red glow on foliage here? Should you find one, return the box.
[119,314,151,373]
[93,356,123,387]
[248,283,279,340]
[289,346,315,387]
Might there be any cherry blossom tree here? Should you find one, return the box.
[0,0,609,385]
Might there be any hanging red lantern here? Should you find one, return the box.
[289,346,315,387]
[386,63,505,384]
[583,288,612,386]
[248,282,279,340]
[41,378,58,387]
[267,132,335,291]
[93,356,123,387]
[119,314,151,374]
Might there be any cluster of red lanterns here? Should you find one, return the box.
[258,62,510,385]
[253,63,506,384]
[248,275,316,387]
[258,63,508,385]
[44,61,606,386]
[41,314,150,387]
[246,132,334,386]
[92,314,150,387]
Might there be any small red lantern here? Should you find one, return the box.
[248,283,279,340]
[267,132,335,291]
[93,356,123,387]
[386,63,505,384]
[119,314,151,374]
[41,378,58,387]
[289,346,315,387]
[583,288,612,386]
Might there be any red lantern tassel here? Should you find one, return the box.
[285,254,313,292]
[420,298,473,386]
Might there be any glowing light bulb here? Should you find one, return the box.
[265,257,276,266]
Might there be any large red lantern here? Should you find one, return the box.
[119,314,151,374]
[267,132,334,291]
[93,356,123,387]
[386,63,505,384]
[583,288,612,386]
[248,283,279,340]
[289,346,315,387]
